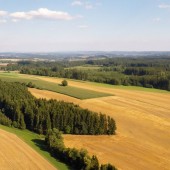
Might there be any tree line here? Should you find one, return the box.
[4,57,170,91]
[45,128,117,170]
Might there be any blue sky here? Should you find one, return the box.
[0,0,170,52]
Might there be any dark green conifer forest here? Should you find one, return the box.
[0,81,116,135]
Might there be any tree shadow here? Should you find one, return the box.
[31,139,73,170]
[58,84,63,86]
[32,139,47,151]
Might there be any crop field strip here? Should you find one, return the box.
[0,126,62,170]
[0,72,112,99]
[66,65,102,70]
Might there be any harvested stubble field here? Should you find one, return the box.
[29,75,170,170]
[0,128,57,170]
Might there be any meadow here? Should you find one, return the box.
[0,72,112,99]
[66,65,101,70]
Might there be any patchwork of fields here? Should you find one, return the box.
[29,76,170,170]
[0,72,170,170]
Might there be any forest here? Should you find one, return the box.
[0,80,117,169]
[0,81,116,135]
[5,57,170,91]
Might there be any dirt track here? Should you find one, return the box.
[0,129,57,170]
[29,76,170,170]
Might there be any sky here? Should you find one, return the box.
[0,0,170,52]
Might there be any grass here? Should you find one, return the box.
[0,125,69,170]
[1,71,167,95]
[89,81,170,93]
[66,65,101,70]
[0,72,112,99]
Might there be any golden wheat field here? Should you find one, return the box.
[0,128,57,170]
[29,75,170,170]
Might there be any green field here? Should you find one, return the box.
[0,72,168,96]
[89,81,170,93]
[66,65,101,70]
[0,72,112,99]
[0,125,69,170]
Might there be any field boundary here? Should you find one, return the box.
[0,125,69,170]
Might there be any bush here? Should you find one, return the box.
[61,80,68,86]
[145,84,153,88]
[100,163,117,170]
[27,82,36,88]
[0,112,12,126]
[12,121,18,128]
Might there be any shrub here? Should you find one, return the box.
[61,80,68,86]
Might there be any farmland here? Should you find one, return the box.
[0,125,60,170]
[0,72,111,99]
[1,0,170,169]
[66,65,101,70]
[28,75,170,170]
[0,125,69,169]
[0,72,170,170]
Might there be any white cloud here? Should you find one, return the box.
[78,25,88,29]
[85,4,93,10]
[158,4,170,9]
[0,8,81,23]
[71,1,83,6]
[71,0,95,9]
[10,12,32,20]
[0,19,7,23]
[0,11,8,23]
[0,11,8,17]
[10,8,74,21]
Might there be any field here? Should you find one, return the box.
[0,125,68,170]
[0,72,111,99]
[0,125,63,170]
[66,65,101,70]
[28,75,170,170]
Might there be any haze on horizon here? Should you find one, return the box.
[0,0,170,52]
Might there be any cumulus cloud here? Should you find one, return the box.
[10,12,32,20]
[0,8,82,23]
[10,8,75,21]
[158,4,170,9]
